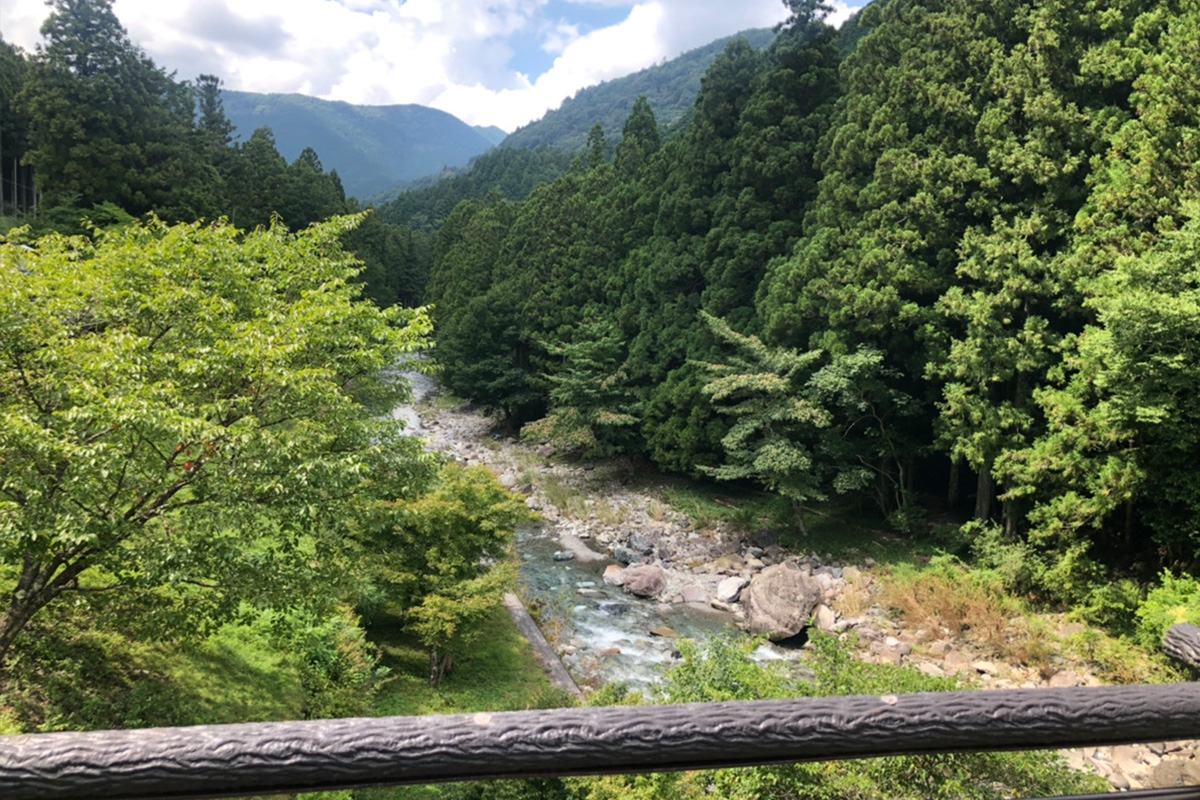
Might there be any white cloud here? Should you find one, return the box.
[542,21,581,55]
[825,1,861,28]
[0,0,866,132]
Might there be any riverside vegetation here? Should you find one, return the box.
[2,0,1200,799]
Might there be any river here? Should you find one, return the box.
[394,369,790,695]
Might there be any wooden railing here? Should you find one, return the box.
[2,624,1199,800]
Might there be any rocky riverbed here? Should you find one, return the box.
[411,392,1199,792]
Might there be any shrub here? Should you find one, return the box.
[1136,572,1200,650]
[572,633,1107,800]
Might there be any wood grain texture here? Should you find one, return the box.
[1165,623,1200,669]
[3,682,1200,800]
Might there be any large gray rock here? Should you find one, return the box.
[612,546,641,566]
[1150,759,1200,788]
[622,565,667,598]
[743,563,822,640]
[716,576,747,603]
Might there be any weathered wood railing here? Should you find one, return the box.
[2,623,1199,800]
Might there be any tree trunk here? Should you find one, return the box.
[0,554,92,670]
[0,580,59,670]
[948,459,960,506]
[974,466,994,522]
[428,646,454,688]
[792,499,809,537]
[0,602,38,670]
[1002,493,1017,540]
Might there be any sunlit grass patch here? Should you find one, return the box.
[368,606,573,717]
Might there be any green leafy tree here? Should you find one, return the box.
[427,198,546,427]
[699,314,832,534]
[523,317,641,459]
[0,215,433,667]
[359,463,527,687]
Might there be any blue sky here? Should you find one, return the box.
[1,0,865,131]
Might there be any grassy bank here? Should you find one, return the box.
[367,606,573,717]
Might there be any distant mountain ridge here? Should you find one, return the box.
[500,28,777,152]
[221,91,499,200]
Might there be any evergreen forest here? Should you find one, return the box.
[0,0,430,309]
[425,0,1200,616]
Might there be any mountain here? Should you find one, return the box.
[473,126,509,146]
[500,28,776,152]
[221,91,498,200]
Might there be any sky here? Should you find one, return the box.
[0,0,865,133]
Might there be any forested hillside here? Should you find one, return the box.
[426,0,1200,616]
[0,4,429,309]
[221,90,499,200]
[375,146,576,231]
[500,28,776,152]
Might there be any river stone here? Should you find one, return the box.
[973,660,1000,677]
[943,650,971,671]
[622,565,667,598]
[917,662,945,678]
[1150,760,1200,788]
[1048,669,1080,688]
[612,546,641,566]
[602,564,626,586]
[552,550,576,561]
[713,553,746,573]
[814,603,837,632]
[716,576,747,603]
[681,584,708,604]
[628,532,656,553]
[743,563,823,640]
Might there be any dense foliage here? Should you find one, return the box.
[428,0,1200,608]
[376,146,576,232]
[0,215,526,723]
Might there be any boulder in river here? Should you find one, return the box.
[743,563,822,640]
[622,565,666,598]
[680,584,708,604]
